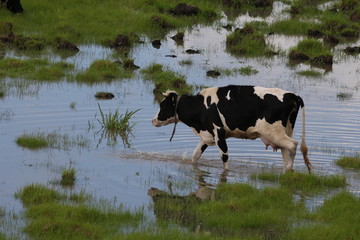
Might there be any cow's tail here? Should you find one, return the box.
[298,97,312,173]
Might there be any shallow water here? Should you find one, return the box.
[1,4,360,236]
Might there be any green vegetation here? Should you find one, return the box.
[269,19,320,35]
[97,103,140,147]
[296,70,322,77]
[75,60,133,84]
[291,39,331,59]
[336,155,360,169]
[15,184,143,240]
[235,65,259,75]
[0,58,74,81]
[287,191,360,240]
[16,130,90,151]
[141,63,193,97]
[252,172,346,192]
[61,167,76,187]
[336,92,353,100]
[0,0,218,46]
[226,25,275,57]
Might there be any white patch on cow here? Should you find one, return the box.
[200,87,219,108]
[192,128,216,146]
[253,86,290,102]
[226,90,231,100]
[162,90,177,97]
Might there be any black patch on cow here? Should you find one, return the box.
[177,94,215,134]
[206,96,211,108]
[201,144,208,153]
[216,85,300,131]
[157,92,177,121]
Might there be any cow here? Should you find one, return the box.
[152,85,311,173]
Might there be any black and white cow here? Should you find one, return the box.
[152,85,311,173]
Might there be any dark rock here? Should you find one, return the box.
[170,32,184,43]
[152,40,161,49]
[222,24,233,31]
[113,34,130,48]
[290,6,299,14]
[308,29,324,38]
[206,70,221,78]
[186,49,201,54]
[310,55,333,65]
[344,46,360,54]
[169,3,199,16]
[56,39,79,52]
[254,0,273,8]
[323,34,339,45]
[95,92,115,100]
[289,51,310,61]
[151,15,173,29]
[1,0,23,13]
[165,55,177,58]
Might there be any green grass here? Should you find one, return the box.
[286,191,360,240]
[336,92,353,100]
[15,184,143,240]
[141,63,193,97]
[60,167,76,187]
[75,60,133,84]
[291,39,331,59]
[0,0,219,46]
[235,66,259,75]
[16,130,90,151]
[0,58,74,81]
[269,19,320,35]
[226,25,274,57]
[336,155,360,169]
[252,172,346,192]
[296,70,322,77]
[97,104,140,147]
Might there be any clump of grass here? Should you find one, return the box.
[226,25,274,57]
[269,19,320,35]
[15,184,143,239]
[15,134,48,150]
[60,167,76,187]
[291,39,332,59]
[141,63,193,97]
[336,92,352,100]
[178,59,193,66]
[69,102,76,110]
[296,70,322,77]
[76,60,133,84]
[252,172,346,192]
[336,155,360,169]
[14,184,65,207]
[0,58,74,81]
[16,130,90,151]
[97,103,139,147]
[234,65,259,75]
[287,191,360,240]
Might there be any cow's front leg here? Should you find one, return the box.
[192,140,208,163]
[216,128,229,170]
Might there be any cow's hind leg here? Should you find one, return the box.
[215,128,229,170]
[279,137,298,172]
[192,140,208,163]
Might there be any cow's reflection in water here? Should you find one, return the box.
[148,167,229,229]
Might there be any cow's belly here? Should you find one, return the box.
[225,128,259,140]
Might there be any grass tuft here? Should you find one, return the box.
[252,172,346,192]
[336,155,360,169]
[61,167,76,187]
[141,63,193,98]
[97,104,140,147]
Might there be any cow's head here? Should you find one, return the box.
[152,90,178,127]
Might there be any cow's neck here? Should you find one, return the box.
[176,94,205,132]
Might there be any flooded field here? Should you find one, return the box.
[1,2,360,238]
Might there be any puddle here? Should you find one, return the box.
[1,1,360,236]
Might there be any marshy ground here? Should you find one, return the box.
[1,0,360,239]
